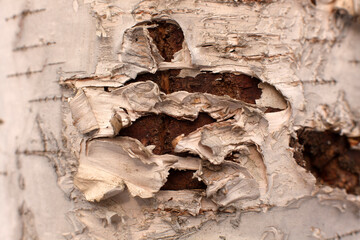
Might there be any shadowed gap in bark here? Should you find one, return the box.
[147,20,184,62]
[291,129,360,194]
[161,169,206,190]
[118,113,215,155]
[128,70,263,104]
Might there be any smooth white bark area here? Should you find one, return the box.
[189,197,360,240]
[1,0,360,240]
[0,0,94,239]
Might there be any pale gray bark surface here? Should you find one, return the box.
[1,0,360,240]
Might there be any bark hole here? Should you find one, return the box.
[130,70,263,104]
[264,107,283,113]
[225,151,242,161]
[291,129,360,194]
[118,113,215,155]
[147,20,184,62]
[161,169,206,190]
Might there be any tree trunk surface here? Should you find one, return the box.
[1,0,360,239]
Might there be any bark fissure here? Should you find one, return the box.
[291,129,360,194]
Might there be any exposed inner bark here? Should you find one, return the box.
[161,169,206,190]
[118,113,215,155]
[264,107,283,113]
[225,151,242,161]
[130,70,263,104]
[118,113,212,190]
[291,129,360,194]
[147,20,184,62]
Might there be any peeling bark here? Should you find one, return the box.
[1,0,360,239]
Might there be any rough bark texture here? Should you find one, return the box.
[1,0,360,240]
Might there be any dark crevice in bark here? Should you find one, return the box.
[291,129,360,195]
[161,169,206,190]
[147,20,184,62]
[129,70,264,104]
[118,112,211,190]
[118,113,215,155]
[264,107,283,113]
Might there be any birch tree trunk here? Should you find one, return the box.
[1,0,360,240]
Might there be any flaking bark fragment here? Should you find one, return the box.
[74,137,202,201]
[69,80,271,138]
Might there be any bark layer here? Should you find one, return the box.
[1,0,360,240]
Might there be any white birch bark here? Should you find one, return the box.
[1,0,360,239]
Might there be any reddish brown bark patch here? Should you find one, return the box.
[264,107,283,113]
[132,70,262,104]
[291,129,360,194]
[161,169,206,190]
[118,113,215,155]
[119,114,211,190]
[147,21,184,62]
